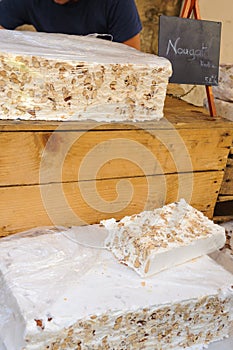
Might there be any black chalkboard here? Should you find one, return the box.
[158,15,222,85]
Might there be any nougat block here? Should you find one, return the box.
[0,30,172,122]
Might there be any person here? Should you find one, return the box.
[0,0,142,49]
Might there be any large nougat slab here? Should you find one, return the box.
[211,64,233,121]
[0,227,233,350]
[0,30,172,122]
[212,64,233,102]
[102,199,226,276]
[213,98,233,121]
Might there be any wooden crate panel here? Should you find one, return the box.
[0,171,223,237]
[0,128,231,186]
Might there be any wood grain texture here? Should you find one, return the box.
[218,195,233,202]
[0,128,231,186]
[0,171,223,237]
[214,216,233,223]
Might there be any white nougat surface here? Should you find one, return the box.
[0,226,233,350]
[0,30,172,122]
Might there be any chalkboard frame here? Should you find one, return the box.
[158,15,222,86]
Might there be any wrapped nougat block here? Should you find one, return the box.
[0,30,172,121]
[0,227,233,350]
[102,199,226,276]
[212,64,233,102]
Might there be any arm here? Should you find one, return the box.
[107,0,142,50]
[123,33,140,50]
[0,26,5,29]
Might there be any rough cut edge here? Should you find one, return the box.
[23,294,232,350]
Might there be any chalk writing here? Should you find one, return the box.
[204,75,218,85]
[200,60,217,69]
[166,37,209,61]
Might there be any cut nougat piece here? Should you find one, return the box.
[101,199,226,276]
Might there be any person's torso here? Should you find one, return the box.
[27,0,108,35]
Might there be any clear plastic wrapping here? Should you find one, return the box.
[0,225,104,350]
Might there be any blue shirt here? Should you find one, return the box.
[0,0,142,43]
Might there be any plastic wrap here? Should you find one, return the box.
[0,30,172,122]
[0,226,103,350]
[0,226,233,350]
[0,226,103,305]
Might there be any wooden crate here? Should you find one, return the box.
[1,96,233,237]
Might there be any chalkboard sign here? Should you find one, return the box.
[158,15,222,86]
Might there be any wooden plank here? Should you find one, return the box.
[214,216,233,224]
[0,171,223,237]
[0,96,232,131]
[0,128,231,186]
[219,158,233,195]
[218,195,233,202]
